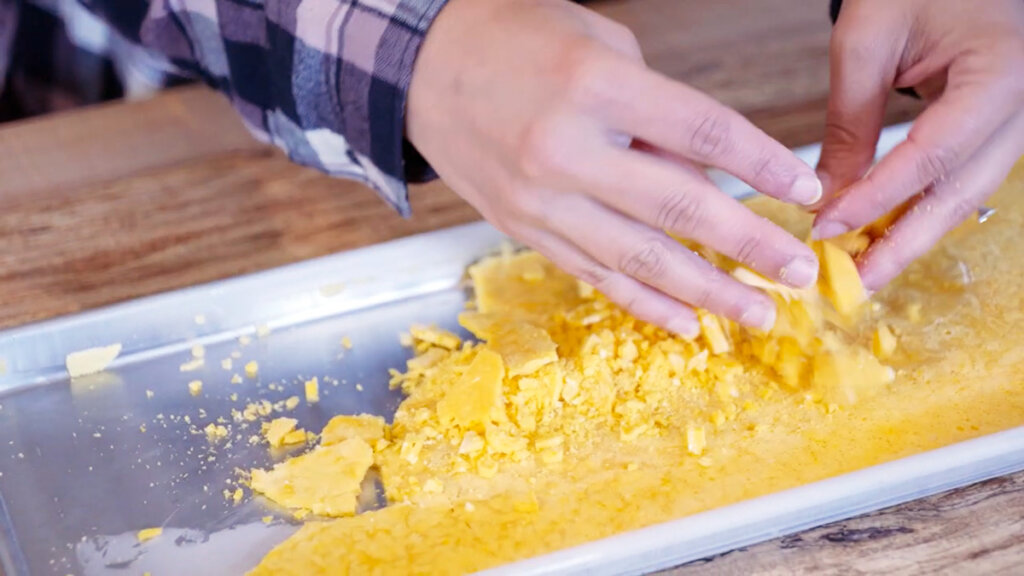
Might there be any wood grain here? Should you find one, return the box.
[1,0,1013,574]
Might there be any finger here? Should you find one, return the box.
[813,63,1023,239]
[515,226,700,337]
[582,146,820,289]
[544,193,778,330]
[594,58,822,206]
[815,1,902,204]
[857,112,1024,290]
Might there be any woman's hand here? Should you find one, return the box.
[407,0,822,337]
[814,0,1024,291]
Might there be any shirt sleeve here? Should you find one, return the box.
[77,0,449,216]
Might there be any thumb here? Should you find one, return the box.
[815,4,902,207]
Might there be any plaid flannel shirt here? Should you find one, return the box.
[0,0,448,215]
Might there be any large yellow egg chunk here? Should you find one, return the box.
[437,349,507,429]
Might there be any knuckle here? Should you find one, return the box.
[655,189,706,234]
[914,143,958,184]
[518,118,568,180]
[946,197,979,229]
[619,238,671,282]
[507,186,551,226]
[824,118,863,149]
[689,113,732,159]
[734,235,762,266]
[560,42,615,109]
[574,259,613,290]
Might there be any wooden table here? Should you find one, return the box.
[1,0,1020,573]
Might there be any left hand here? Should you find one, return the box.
[813,0,1024,291]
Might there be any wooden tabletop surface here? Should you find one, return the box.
[1,0,1020,573]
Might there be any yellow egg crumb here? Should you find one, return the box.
[137,527,162,542]
[320,414,386,446]
[262,418,301,448]
[205,423,228,443]
[191,344,205,359]
[231,374,243,385]
[341,337,353,350]
[305,378,320,404]
[65,344,122,378]
[221,358,233,370]
[285,396,301,410]
[873,324,897,359]
[245,361,259,379]
[188,380,203,397]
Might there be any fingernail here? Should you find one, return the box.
[740,301,777,332]
[790,174,823,205]
[780,257,819,289]
[668,317,700,340]
[811,220,849,240]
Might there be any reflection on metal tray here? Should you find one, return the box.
[1,123,1022,576]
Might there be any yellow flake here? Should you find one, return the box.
[459,313,558,377]
[686,426,706,455]
[179,357,204,372]
[204,423,228,443]
[137,527,162,542]
[262,515,274,524]
[188,380,203,397]
[262,418,301,448]
[231,374,243,385]
[873,324,897,359]
[817,240,867,318]
[249,438,373,517]
[66,344,122,378]
[321,414,386,446]
[232,488,244,504]
[191,344,206,359]
[409,325,461,350]
[699,314,731,355]
[341,337,353,350]
[221,358,233,370]
[245,361,259,379]
[305,378,320,404]
[285,396,301,410]
[906,302,923,323]
[437,349,506,429]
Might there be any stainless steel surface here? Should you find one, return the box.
[1,122,1020,576]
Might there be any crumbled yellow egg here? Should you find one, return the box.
[231,374,243,385]
[321,414,386,446]
[232,487,244,504]
[873,324,897,359]
[205,423,228,443]
[245,361,259,379]
[221,358,233,370]
[341,337,353,350]
[284,396,301,410]
[179,357,204,372]
[65,344,122,378]
[249,438,373,517]
[262,418,302,448]
[305,378,320,404]
[436,349,506,429]
[409,325,461,350]
[137,527,162,542]
[699,314,730,354]
[686,426,706,456]
[262,515,274,525]
[816,240,867,319]
[188,380,203,397]
[191,344,205,359]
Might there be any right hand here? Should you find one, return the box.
[407,0,822,337]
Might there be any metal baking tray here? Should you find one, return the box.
[1,123,1022,576]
